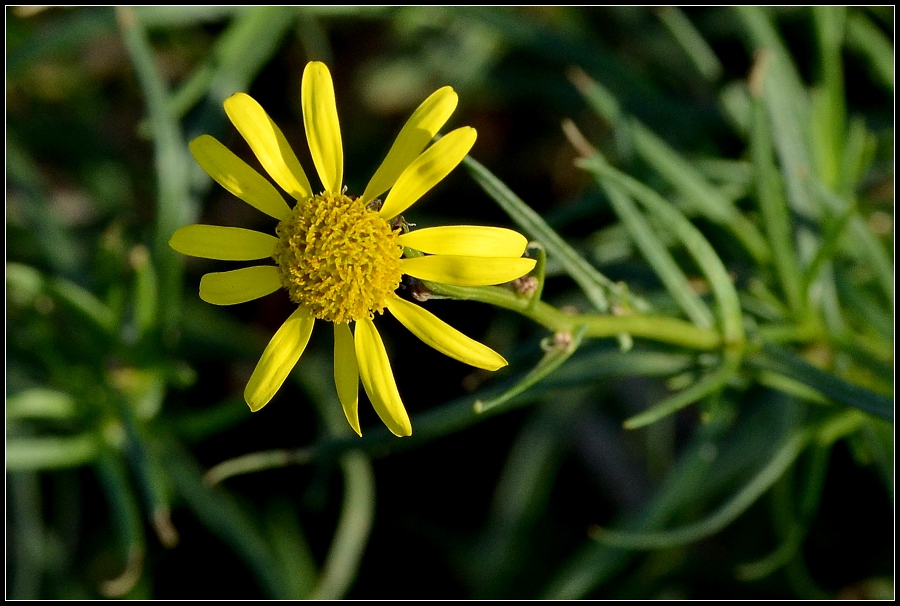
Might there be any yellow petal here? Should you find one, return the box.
[385,295,507,371]
[301,61,343,194]
[169,225,277,260]
[189,135,291,221]
[378,126,477,220]
[223,92,313,201]
[354,317,411,437]
[244,306,315,412]
[360,86,458,206]
[199,266,282,305]
[334,323,361,436]
[401,255,536,286]
[398,226,527,258]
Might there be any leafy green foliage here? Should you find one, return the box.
[7,6,893,599]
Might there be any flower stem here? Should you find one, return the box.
[422,282,723,351]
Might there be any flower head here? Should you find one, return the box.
[170,62,535,437]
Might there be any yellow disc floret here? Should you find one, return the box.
[273,193,403,324]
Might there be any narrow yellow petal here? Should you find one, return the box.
[360,86,458,206]
[398,226,528,258]
[334,323,361,436]
[385,295,507,371]
[301,61,343,194]
[169,225,277,260]
[189,135,291,221]
[199,266,282,305]
[401,255,536,286]
[378,126,477,220]
[354,317,411,437]
[244,306,315,412]
[223,92,313,201]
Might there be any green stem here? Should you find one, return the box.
[422,282,723,351]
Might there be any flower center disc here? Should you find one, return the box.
[273,193,403,324]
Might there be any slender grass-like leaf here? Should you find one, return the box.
[7,434,102,470]
[117,7,192,332]
[577,155,744,344]
[94,452,147,597]
[475,326,586,414]
[623,351,740,430]
[592,429,810,549]
[7,388,78,421]
[601,181,714,329]
[749,343,893,420]
[656,7,723,82]
[309,453,375,599]
[167,7,297,121]
[737,8,818,222]
[159,436,290,598]
[748,82,805,317]
[845,11,895,92]
[464,154,615,312]
[130,245,159,339]
[570,68,770,264]
[810,6,847,191]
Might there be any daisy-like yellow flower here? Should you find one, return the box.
[170,62,535,437]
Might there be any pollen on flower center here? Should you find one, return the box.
[272,192,403,324]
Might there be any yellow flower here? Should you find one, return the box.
[170,62,535,437]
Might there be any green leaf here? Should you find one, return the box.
[749,343,893,421]
[464,154,616,312]
[475,327,586,414]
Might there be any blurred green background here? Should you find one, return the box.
[6,6,893,599]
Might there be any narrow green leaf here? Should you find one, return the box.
[7,388,78,421]
[749,85,806,317]
[737,8,819,222]
[475,327,586,414]
[578,155,744,344]
[7,434,102,470]
[592,429,810,549]
[750,343,893,420]
[464,154,615,312]
[845,11,894,92]
[623,352,740,430]
[657,7,723,82]
[166,7,297,120]
[602,181,714,329]
[571,69,770,264]
[94,452,147,597]
[117,6,192,332]
[309,453,376,599]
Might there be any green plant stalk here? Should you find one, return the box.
[309,452,375,600]
[576,156,745,345]
[296,356,376,600]
[422,281,722,351]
